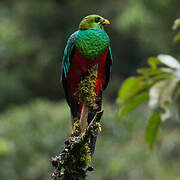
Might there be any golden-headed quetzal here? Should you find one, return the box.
[61,15,112,153]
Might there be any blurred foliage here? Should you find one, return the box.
[173,18,180,42]
[1,1,180,179]
[1,100,180,179]
[0,0,180,110]
[0,100,71,180]
[118,19,180,148]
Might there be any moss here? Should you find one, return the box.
[65,141,91,170]
[74,65,98,107]
[71,119,80,137]
[68,120,91,170]
[96,122,102,133]
[79,143,91,163]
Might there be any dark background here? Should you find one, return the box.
[1,0,180,110]
[1,0,180,179]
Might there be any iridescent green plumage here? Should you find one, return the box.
[75,30,110,59]
[62,15,112,78]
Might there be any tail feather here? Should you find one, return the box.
[87,93,102,156]
[70,99,81,123]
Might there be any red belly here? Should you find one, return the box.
[67,48,108,101]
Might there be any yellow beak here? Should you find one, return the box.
[102,19,110,25]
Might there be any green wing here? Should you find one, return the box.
[61,31,78,79]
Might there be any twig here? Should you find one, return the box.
[79,103,89,134]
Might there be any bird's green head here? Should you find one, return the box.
[79,15,110,30]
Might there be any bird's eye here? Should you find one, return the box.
[95,17,100,23]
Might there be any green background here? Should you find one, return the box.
[0,0,180,179]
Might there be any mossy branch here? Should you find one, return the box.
[51,65,103,180]
[51,110,103,180]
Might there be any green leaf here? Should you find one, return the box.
[119,77,143,100]
[172,18,180,30]
[150,73,172,82]
[148,57,163,69]
[157,54,180,69]
[119,91,149,117]
[173,31,180,42]
[137,68,165,76]
[118,77,149,106]
[146,110,161,149]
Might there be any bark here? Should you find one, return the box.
[79,103,89,135]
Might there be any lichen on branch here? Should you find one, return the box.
[74,65,98,106]
[51,65,103,180]
[51,111,104,180]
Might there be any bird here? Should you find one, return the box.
[61,14,112,154]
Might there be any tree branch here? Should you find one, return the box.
[51,65,103,180]
[51,110,103,180]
